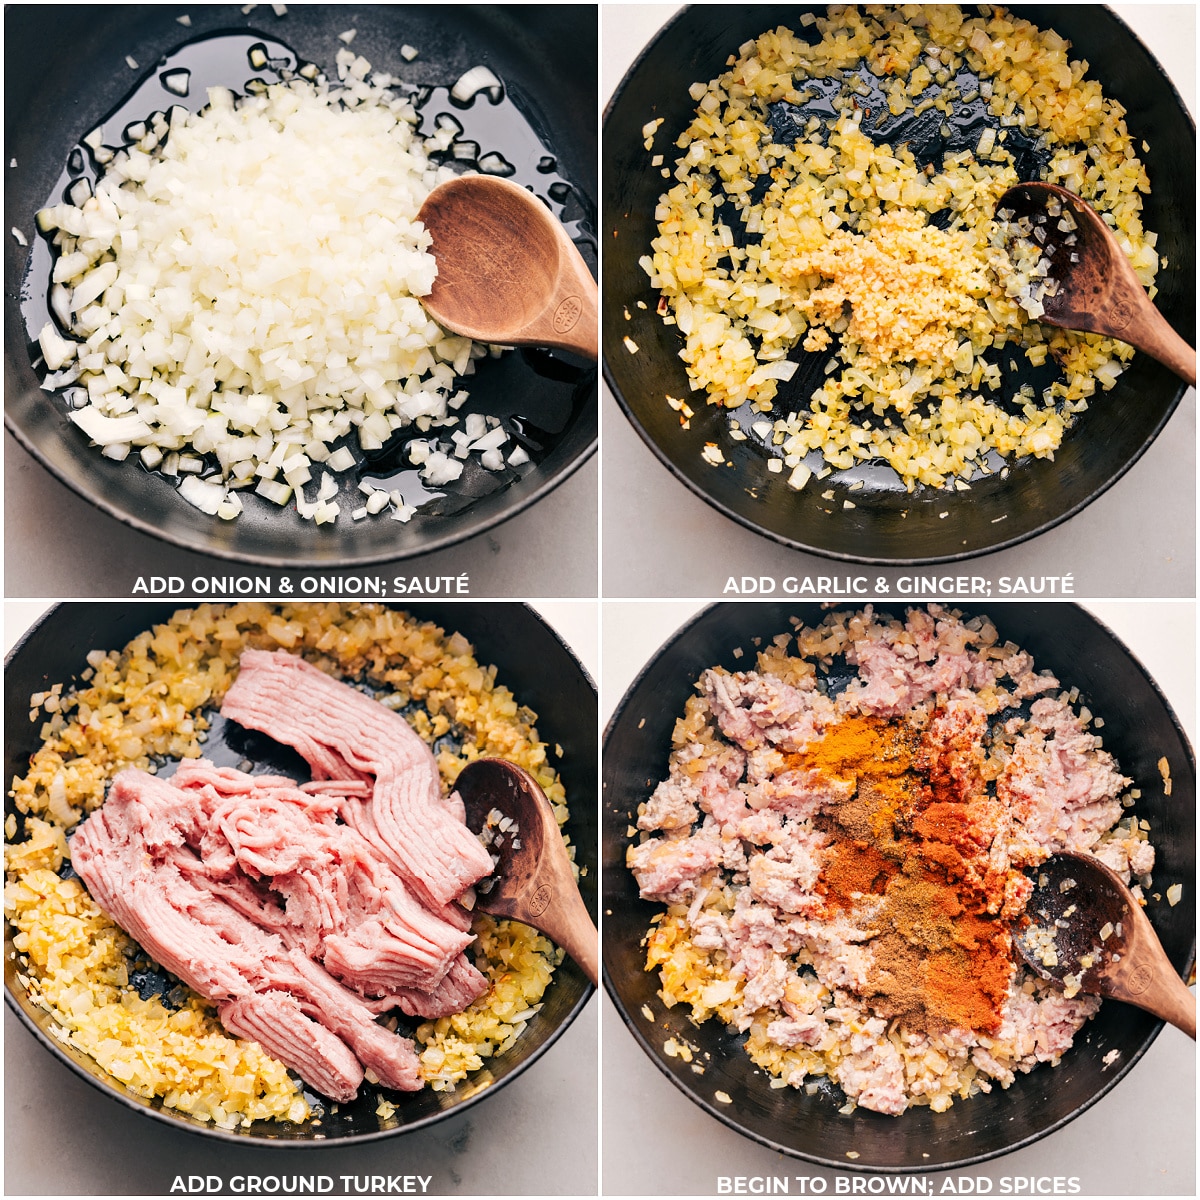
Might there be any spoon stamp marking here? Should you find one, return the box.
[1125,963,1154,997]
[1109,297,1135,333]
[553,296,582,334]
[530,884,553,916]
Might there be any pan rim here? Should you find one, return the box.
[2,417,598,570]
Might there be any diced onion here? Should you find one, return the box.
[38,323,77,371]
[451,65,502,103]
[255,478,292,505]
[420,450,464,485]
[179,475,228,514]
[468,426,508,454]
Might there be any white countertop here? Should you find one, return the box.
[5,435,598,599]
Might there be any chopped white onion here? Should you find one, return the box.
[35,45,527,525]
[451,65,502,104]
[70,406,149,445]
[255,478,292,505]
[420,450,464,485]
[179,474,228,514]
[216,492,244,520]
[746,360,799,386]
[468,426,508,453]
[38,322,77,371]
[326,446,357,472]
[478,152,514,176]
[161,69,191,96]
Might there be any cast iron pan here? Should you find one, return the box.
[603,6,1195,564]
[5,601,597,1144]
[5,5,597,567]
[603,602,1195,1171]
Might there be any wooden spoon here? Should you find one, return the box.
[999,182,1195,386]
[454,758,598,986]
[417,175,597,360]
[1014,850,1195,1038]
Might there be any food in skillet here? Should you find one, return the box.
[5,605,574,1127]
[627,606,1166,1115]
[31,45,537,526]
[639,6,1161,489]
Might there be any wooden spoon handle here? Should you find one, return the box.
[1126,303,1197,387]
[1108,908,1197,1038]
[551,243,599,360]
[1112,967,1197,1038]
[1148,976,1197,1039]
[527,862,599,986]
[522,232,597,360]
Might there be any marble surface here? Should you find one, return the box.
[601,5,1197,598]
[600,600,1196,1195]
[3,602,598,1196]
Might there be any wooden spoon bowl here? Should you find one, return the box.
[1000,181,1195,385]
[418,175,598,360]
[454,757,598,985]
[1015,850,1195,1038]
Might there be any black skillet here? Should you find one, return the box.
[603,6,1195,564]
[4,601,597,1144]
[4,5,597,568]
[603,602,1195,1170]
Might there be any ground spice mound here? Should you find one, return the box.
[802,712,1019,1035]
